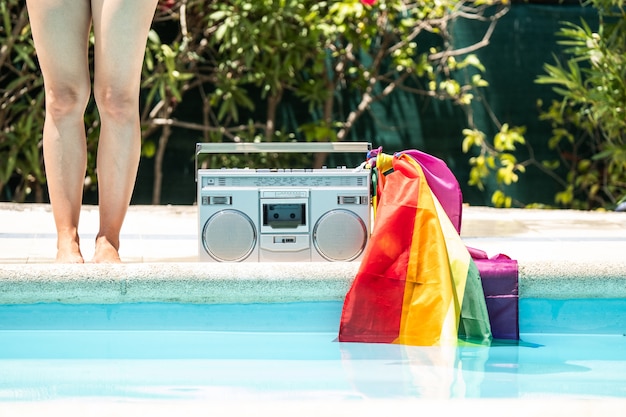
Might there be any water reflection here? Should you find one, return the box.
[338,337,596,399]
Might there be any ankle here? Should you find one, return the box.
[95,234,119,250]
[92,235,122,263]
[55,232,83,263]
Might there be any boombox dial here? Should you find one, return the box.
[198,168,371,262]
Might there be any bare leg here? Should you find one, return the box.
[26,0,92,263]
[90,0,158,263]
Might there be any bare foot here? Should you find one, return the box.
[56,237,84,264]
[92,236,122,264]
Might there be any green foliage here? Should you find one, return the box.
[462,124,527,207]
[0,1,45,202]
[536,0,626,209]
[145,0,518,201]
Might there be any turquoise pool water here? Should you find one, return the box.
[0,300,625,401]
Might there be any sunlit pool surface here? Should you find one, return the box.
[0,300,625,401]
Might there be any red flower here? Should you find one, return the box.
[159,0,176,11]
[361,0,377,5]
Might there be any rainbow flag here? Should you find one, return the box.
[338,152,492,346]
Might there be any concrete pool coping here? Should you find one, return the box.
[1,202,625,304]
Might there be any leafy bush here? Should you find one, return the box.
[536,0,626,210]
[146,0,519,203]
[0,1,45,202]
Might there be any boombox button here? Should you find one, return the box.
[274,236,296,244]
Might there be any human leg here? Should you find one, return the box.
[25,0,92,263]
[90,0,158,263]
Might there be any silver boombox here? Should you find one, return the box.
[196,142,372,262]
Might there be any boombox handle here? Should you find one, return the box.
[195,141,372,181]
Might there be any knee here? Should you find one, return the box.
[93,85,138,122]
[45,84,90,120]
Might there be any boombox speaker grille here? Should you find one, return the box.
[313,209,367,261]
[202,209,256,262]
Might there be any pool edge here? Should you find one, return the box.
[1,260,626,304]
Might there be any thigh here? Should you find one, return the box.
[25,0,92,93]
[91,0,159,94]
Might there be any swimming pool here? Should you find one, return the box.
[1,299,625,403]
